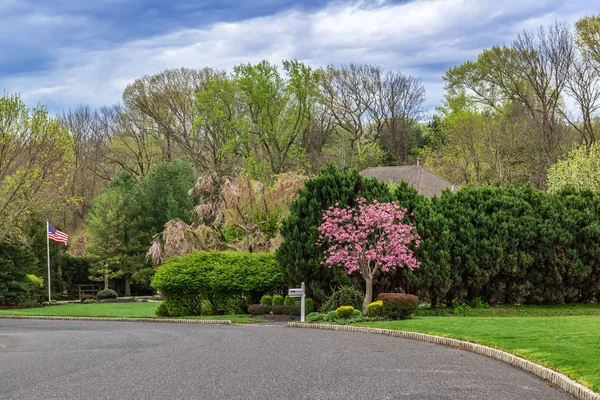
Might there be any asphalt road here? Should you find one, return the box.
[0,320,573,400]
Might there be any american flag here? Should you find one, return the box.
[48,224,68,245]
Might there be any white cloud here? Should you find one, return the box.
[0,0,593,113]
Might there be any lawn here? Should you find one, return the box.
[359,312,600,393]
[0,303,264,323]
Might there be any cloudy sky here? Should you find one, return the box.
[0,0,597,114]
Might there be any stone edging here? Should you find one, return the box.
[0,315,231,325]
[287,322,599,400]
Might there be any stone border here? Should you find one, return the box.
[0,315,230,325]
[287,323,599,400]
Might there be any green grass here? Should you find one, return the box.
[415,303,600,317]
[359,313,600,393]
[0,303,264,323]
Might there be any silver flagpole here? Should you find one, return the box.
[47,220,51,303]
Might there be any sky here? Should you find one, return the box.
[0,0,598,115]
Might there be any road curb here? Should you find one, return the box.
[287,322,599,400]
[0,315,231,325]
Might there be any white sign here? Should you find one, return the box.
[288,288,304,297]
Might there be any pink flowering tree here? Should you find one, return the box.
[317,198,420,313]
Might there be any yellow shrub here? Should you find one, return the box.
[367,300,383,317]
[336,305,355,319]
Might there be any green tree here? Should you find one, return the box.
[276,165,392,305]
[547,142,600,192]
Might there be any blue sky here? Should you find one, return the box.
[0,0,598,114]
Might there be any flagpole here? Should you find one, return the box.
[47,219,51,303]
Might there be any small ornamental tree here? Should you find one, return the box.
[317,198,420,313]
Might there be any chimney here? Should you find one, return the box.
[416,158,421,167]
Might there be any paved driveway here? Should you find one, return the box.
[0,320,573,400]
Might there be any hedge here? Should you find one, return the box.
[151,251,285,316]
[377,293,418,320]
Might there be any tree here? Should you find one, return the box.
[317,198,420,313]
[277,165,393,305]
[85,173,143,294]
[547,142,600,192]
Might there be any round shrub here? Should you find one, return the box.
[336,306,354,319]
[156,302,170,317]
[320,286,364,313]
[324,310,338,321]
[304,298,314,313]
[377,293,418,320]
[352,309,363,319]
[284,295,295,306]
[367,300,383,317]
[306,312,324,322]
[260,295,273,305]
[272,295,284,305]
[96,289,118,300]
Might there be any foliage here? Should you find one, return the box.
[0,245,38,305]
[260,295,272,305]
[336,306,354,319]
[82,299,97,304]
[318,198,420,312]
[306,312,324,322]
[377,293,419,320]
[96,289,118,300]
[547,142,600,192]
[352,309,363,319]
[272,295,284,306]
[367,300,384,317]
[151,251,284,315]
[320,286,364,313]
[324,310,338,321]
[304,298,314,314]
[247,304,299,316]
[278,165,393,305]
[284,295,295,306]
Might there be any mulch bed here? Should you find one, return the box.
[257,314,293,321]
[0,304,26,310]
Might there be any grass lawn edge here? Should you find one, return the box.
[286,322,600,400]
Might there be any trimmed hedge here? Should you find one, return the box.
[260,295,272,305]
[151,251,284,316]
[96,289,118,300]
[247,304,300,316]
[284,295,295,306]
[272,295,284,305]
[377,293,418,320]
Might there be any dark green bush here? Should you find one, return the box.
[260,295,273,305]
[151,251,285,316]
[96,289,118,300]
[377,293,418,320]
[325,310,337,321]
[304,298,314,313]
[272,295,284,306]
[352,309,363,319]
[284,295,295,306]
[320,286,364,313]
[156,302,170,317]
[248,304,299,316]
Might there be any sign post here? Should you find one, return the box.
[288,282,306,322]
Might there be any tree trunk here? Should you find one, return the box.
[362,276,373,314]
[124,274,131,297]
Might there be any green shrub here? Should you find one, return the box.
[306,312,324,322]
[272,295,284,306]
[367,300,384,317]
[201,300,214,316]
[452,303,472,315]
[284,295,295,306]
[470,298,489,309]
[96,289,118,300]
[336,306,354,319]
[83,299,97,304]
[320,286,364,313]
[325,310,338,321]
[377,293,418,320]
[352,309,363,319]
[260,295,273,305]
[156,302,170,317]
[151,251,284,316]
[304,298,314,313]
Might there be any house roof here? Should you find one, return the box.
[360,165,456,198]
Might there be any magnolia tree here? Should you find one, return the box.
[317,198,420,313]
